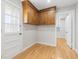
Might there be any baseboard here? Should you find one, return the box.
[13,42,56,58]
[13,42,36,57]
[22,43,36,51]
[37,42,56,47]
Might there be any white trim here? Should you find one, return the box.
[13,42,56,58]
[56,9,77,51]
[13,42,36,58]
[37,42,56,46]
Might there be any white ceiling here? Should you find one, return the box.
[29,0,77,10]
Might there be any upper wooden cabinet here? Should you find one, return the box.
[22,1,56,25]
[22,1,39,25]
[39,8,56,25]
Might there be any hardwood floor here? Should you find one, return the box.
[56,38,78,59]
[13,39,77,59]
[13,43,56,59]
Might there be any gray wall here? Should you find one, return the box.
[37,25,56,46]
[23,24,37,48]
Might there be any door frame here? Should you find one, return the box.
[56,9,76,50]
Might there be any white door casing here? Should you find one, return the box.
[56,9,76,50]
[65,14,72,47]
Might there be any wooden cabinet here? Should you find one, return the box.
[28,5,39,25]
[22,1,39,25]
[22,1,56,25]
[22,1,28,23]
[39,8,56,25]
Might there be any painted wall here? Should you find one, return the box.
[23,25,56,47]
[37,25,56,46]
[23,24,37,48]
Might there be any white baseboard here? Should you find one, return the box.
[13,42,56,58]
[22,43,36,51]
[37,42,56,47]
[13,42,36,57]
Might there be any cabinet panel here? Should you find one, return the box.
[22,1,56,25]
[39,10,56,25]
[39,13,45,24]
[22,1,29,23]
[22,1,39,25]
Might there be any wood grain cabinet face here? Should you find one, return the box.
[39,10,56,25]
[22,1,56,25]
[22,1,28,23]
[39,13,45,25]
[22,1,39,25]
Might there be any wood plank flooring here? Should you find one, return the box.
[13,43,56,59]
[56,38,78,59]
[13,39,77,59]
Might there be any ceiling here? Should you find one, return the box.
[29,0,77,10]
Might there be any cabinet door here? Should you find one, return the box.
[39,10,55,25]
[34,11,39,24]
[47,11,55,25]
[28,6,34,24]
[39,13,45,25]
[22,1,29,23]
[28,6,38,25]
[22,1,38,25]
